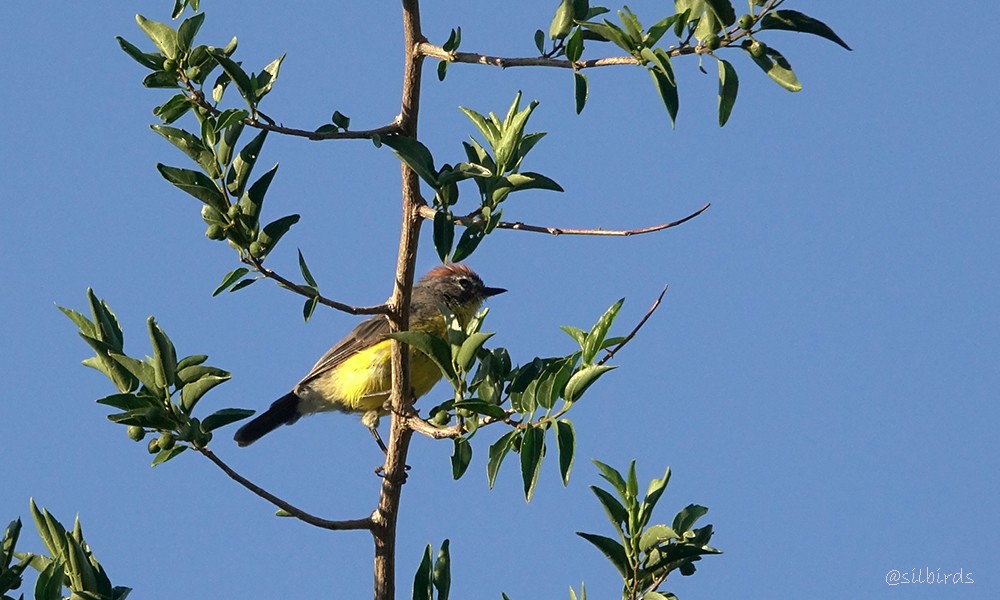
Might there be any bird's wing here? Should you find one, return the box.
[298,315,391,386]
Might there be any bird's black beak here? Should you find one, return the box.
[483,286,506,298]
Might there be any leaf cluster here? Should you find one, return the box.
[393,299,624,502]
[577,461,720,600]
[58,290,252,466]
[411,540,451,600]
[533,0,850,125]
[2,501,129,600]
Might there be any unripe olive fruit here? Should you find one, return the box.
[227,204,241,218]
[703,34,721,50]
[429,411,451,427]
[158,432,176,451]
[738,14,754,30]
[248,241,265,257]
[127,426,146,442]
[147,437,161,454]
[205,224,225,240]
[749,40,767,58]
[163,59,178,72]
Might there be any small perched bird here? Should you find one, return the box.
[234,264,505,449]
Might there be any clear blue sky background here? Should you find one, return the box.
[3,2,998,598]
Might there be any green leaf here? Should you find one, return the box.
[520,424,545,502]
[505,172,564,193]
[592,459,628,497]
[254,54,286,100]
[487,430,518,488]
[451,225,484,263]
[153,94,192,124]
[459,107,501,148]
[576,532,629,578]
[226,129,268,197]
[550,0,575,40]
[34,559,64,600]
[717,58,739,127]
[456,331,494,374]
[296,251,318,291]
[151,444,187,467]
[451,437,472,480]
[433,211,454,262]
[672,503,709,534]
[258,214,300,253]
[452,399,507,420]
[135,14,178,59]
[582,298,623,364]
[116,36,162,70]
[201,408,255,431]
[412,545,433,600]
[534,29,545,54]
[386,331,456,381]
[590,485,628,527]
[176,12,205,54]
[156,164,227,212]
[703,0,736,27]
[759,9,852,51]
[95,393,150,411]
[180,375,230,413]
[639,524,679,553]
[432,540,451,600]
[302,295,319,322]
[380,135,438,188]
[151,125,221,177]
[147,317,177,391]
[231,278,257,293]
[746,44,801,92]
[573,71,588,114]
[207,48,255,109]
[555,419,575,486]
[241,163,278,229]
[214,267,250,296]
[142,70,180,89]
[578,21,631,54]
[104,350,157,392]
[437,59,449,82]
[649,68,679,128]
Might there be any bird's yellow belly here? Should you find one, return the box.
[298,340,444,416]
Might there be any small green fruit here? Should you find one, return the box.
[249,241,265,257]
[749,40,767,58]
[429,411,451,427]
[206,224,225,240]
[738,14,754,30]
[127,426,146,442]
[703,34,721,50]
[147,437,161,454]
[163,59,178,72]
[158,432,176,451]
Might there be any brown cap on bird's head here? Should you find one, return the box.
[412,263,506,318]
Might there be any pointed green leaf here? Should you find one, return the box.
[412,545,433,600]
[555,418,575,486]
[135,14,178,59]
[151,444,187,467]
[505,172,564,193]
[297,249,317,287]
[432,539,451,600]
[116,36,162,70]
[592,459,628,497]
[380,135,438,188]
[520,424,545,502]
[583,298,623,364]
[759,9,852,51]
[451,225,485,263]
[487,430,518,488]
[550,0,574,40]
[590,485,628,527]
[213,267,250,296]
[302,295,319,322]
[254,54,286,100]
[456,331,494,374]
[386,331,456,380]
[433,210,454,262]
[207,48,255,108]
[95,393,150,411]
[257,214,300,253]
[201,408,254,431]
[451,437,472,480]
[746,45,801,92]
[147,317,177,391]
[575,532,629,578]
[672,503,709,534]
[176,12,205,54]
[156,164,227,212]
[226,128,268,197]
[574,72,588,114]
[180,375,230,412]
[649,68,679,127]
[717,58,739,126]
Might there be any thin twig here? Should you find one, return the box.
[417,203,710,237]
[598,285,668,366]
[196,447,373,531]
[245,256,389,316]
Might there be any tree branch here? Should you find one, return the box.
[196,447,373,531]
[598,284,668,366]
[244,256,390,316]
[417,203,710,237]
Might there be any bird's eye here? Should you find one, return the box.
[457,277,474,290]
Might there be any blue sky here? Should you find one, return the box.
[3,2,998,598]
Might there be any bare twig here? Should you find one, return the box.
[598,285,668,366]
[197,447,373,531]
[244,256,389,316]
[417,203,710,237]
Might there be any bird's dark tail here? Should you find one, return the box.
[234,392,300,447]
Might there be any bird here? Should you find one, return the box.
[233,263,505,449]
